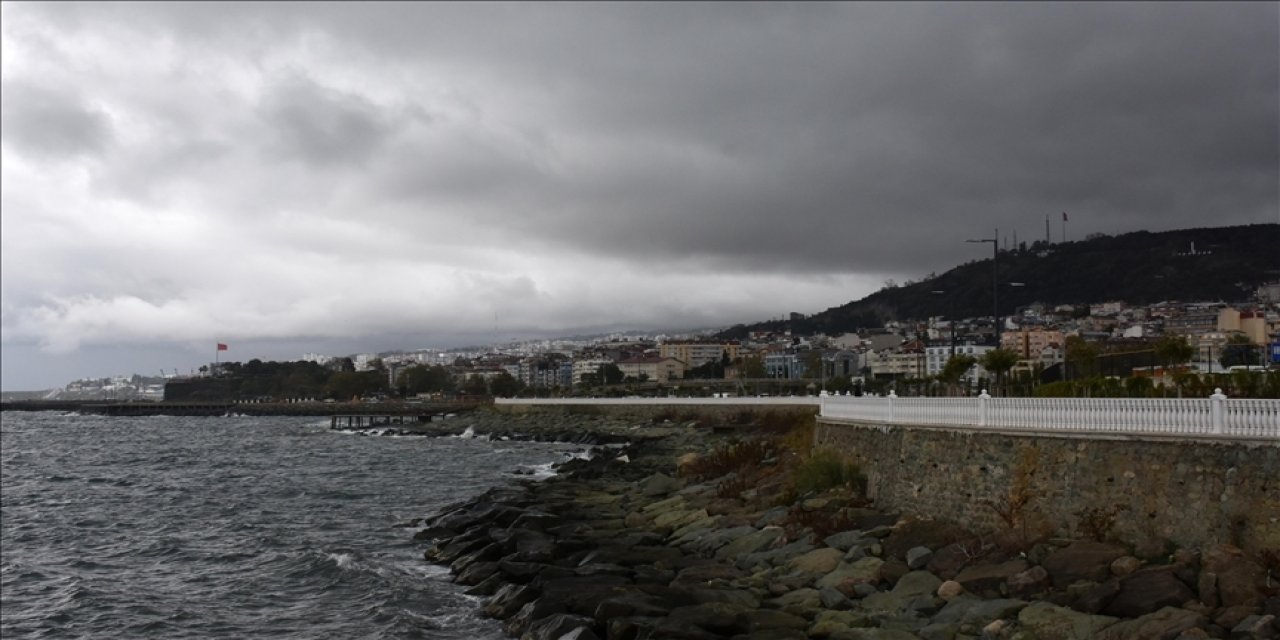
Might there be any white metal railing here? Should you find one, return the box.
[495,396,822,406]
[820,389,1279,440]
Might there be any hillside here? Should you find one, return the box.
[722,224,1279,338]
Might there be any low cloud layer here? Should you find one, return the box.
[2,2,1276,389]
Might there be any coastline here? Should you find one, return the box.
[412,409,1279,640]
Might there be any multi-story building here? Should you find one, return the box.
[1000,328,1065,359]
[924,343,995,377]
[571,358,613,385]
[616,357,686,382]
[658,341,740,369]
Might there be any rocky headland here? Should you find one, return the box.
[409,409,1279,640]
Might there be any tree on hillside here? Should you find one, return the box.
[490,372,524,398]
[1154,335,1195,369]
[939,354,978,396]
[737,355,766,379]
[400,365,455,395]
[1219,335,1262,369]
[980,349,1020,396]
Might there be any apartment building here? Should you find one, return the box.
[658,341,740,369]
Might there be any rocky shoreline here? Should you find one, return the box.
[410,411,1278,640]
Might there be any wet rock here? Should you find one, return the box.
[740,608,809,632]
[1217,606,1264,631]
[819,586,853,610]
[824,530,868,551]
[504,597,566,637]
[520,613,596,640]
[486,583,538,619]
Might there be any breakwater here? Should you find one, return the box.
[413,409,1280,639]
[0,399,478,417]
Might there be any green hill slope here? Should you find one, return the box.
[722,224,1279,337]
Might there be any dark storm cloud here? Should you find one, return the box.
[2,2,1277,390]
[1,79,113,159]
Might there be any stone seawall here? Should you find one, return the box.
[814,419,1280,555]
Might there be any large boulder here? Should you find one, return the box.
[715,527,786,561]
[787,547,846,575]
[859,570,942,616]
[1041,541,1130,588]
[640,472,685,497]
[1094,606,1207,640]
[816,557,885,595]
[1016,601,1118,640]
[666,601,753,636]
[1103,566,1196,618]
[953,558,1029,598]
[1201,544,1268,608]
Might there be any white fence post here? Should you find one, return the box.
[979,389,990,427]
[1210,388,1226,435]
[888,390,897,424]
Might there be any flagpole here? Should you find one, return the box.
[215,342,220,366]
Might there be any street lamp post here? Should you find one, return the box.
[966,230,1000,347]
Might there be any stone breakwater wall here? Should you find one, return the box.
[814,419,1280,555]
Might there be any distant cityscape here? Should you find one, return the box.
[24,281,1280,402]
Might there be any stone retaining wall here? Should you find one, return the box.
[814,419,1280,555]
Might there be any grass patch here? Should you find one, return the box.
[791,448,866,496]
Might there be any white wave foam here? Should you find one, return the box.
[327,552,357,569]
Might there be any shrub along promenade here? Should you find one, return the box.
[405,407,1280,640]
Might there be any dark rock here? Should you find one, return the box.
[1103,567,1196,618]
[520,613,597,640]
[740,608,809,632]
[499,559,576,583]
[534,574,633,616]
[1042,540,1130,588]
[592,592,673,623]
[557,627,601,640]
[485,583,538,619]
[673,563,746,585]
[1094,606,1208,640]
[906,546,934,570]
[953,558,1028,598]
[503,597,566,637]
[1200,572,1221,609]
[882,520,969,561]
[1074,578,1121,615]
[819,586,853,610]
[1007,565,1051,600]
[451,542,503,574]
[1230,614,1277,639]
[1217,606,1264,631]
[667,602,752,635]
[455,560,501,586]
[878,558,911,587]
[463,572,505,597]
[926,542,976,580]
[1202,545,1268,608]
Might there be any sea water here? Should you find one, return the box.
[0,412,584,639]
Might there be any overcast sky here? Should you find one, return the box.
[2,2,1277,390]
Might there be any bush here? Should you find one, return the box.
[792,449,865,495]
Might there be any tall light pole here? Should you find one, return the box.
[931,290,956,358]
[966,230,1000,348]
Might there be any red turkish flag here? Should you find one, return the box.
[217,343,228,351]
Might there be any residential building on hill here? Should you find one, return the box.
[658,341,740,369]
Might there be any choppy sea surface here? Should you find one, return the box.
[0,412,585,639]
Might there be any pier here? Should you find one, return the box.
[329,413,433,429]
